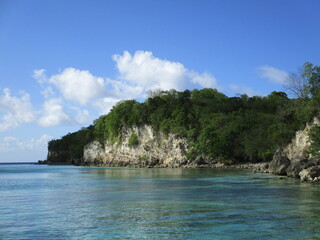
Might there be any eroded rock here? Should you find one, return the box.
[299,166,320,182]
[268,151,290,175]
[83,125,189,168]
[282,117,320,161]
[286,159,317,178]
[253,162,269,173]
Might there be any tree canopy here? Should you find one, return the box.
[285,62,320,99]
[48,85,318,163]
[47,62,320,164]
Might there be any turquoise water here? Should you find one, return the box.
[0,164,320,240]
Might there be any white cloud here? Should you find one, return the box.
[0,88,35,131]
[33,69,56,98]
[189,71,217,88]
[41,86,55,98]
[229,84,259,97]
[33,69,47,83]
[112,51,218,94]
[29,51,220,127]
[38,99,93,127]
[93,97,121,115]
[259,66,289,84]
[38,98,72,127]
[113,51,186,91]
[75,109,92,124]
[0,134,53,152]
[105,78,145,99]
[49,68,106,105]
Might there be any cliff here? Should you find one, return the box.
[82,125,192,168]
[48,89,313,168]
[255,117,320,182]
[45,91,320,181]
[282,117,320,160]
[47,121,320,181]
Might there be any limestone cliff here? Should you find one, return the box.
[83,125,190,167]
[282,117,320,160]
[260,117,320,182]
[47,120,320,181]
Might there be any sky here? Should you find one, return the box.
[1,0,320,162]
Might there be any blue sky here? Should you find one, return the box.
[1,0,320,162]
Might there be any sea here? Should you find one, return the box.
[0,163,320,240]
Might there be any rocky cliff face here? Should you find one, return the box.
[82,125,191,168]
[257,117,320,182]
[282,118,320,160]
[48,120,320,182]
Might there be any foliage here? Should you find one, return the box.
[308,125,320,159]
[48,126,94,163]
[284,63,311,99]
[307,63,320,98]
[48,67,320,163]
[128,133,139,147]
[284,62,320,100]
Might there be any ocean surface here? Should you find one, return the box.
[0,164,320,240]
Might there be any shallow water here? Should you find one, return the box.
[0,164,319,239]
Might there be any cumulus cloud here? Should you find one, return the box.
[259,66,289,84]
[93,97,122,115]
[74,109,92,124]
[33,69,56,98]
[229,84,260,97]
[0,134,53,152]
[38,98,73,127]
[38,99,93,127]
[105,78,145,99]
[0,51,222,132]
[189,71,217,88]
[49,68,106,105]
[0,88,35,131]
[40,86,55,98]
[113,51,186,91]
[113,51,218,94]
[29,50,219,128]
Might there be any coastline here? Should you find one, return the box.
[46,160,320,183]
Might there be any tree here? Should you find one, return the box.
[49,87,310,164]
[308,125,320,159]
[308,63,320,97]
[284,62,311,99]
[147,88,164,98]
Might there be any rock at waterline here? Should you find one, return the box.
[268,152,290,175]
[299,166,320,182]
[286,158,317,178]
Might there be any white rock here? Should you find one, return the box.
[83,125,189,167]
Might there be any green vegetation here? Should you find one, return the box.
[308,125,320,159]
[48,126,94,163]
[128,133,139,147]
[138,154,148,161]
[48,62,320,163]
